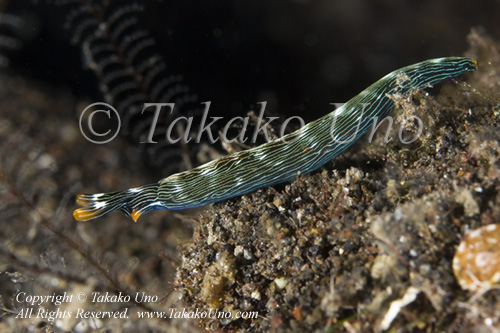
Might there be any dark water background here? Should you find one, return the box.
[4,0,498,121]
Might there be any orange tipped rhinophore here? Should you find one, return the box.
[73,207,101,221]
[73,186,156,222]
[76,194,92,207]
[73,193,112,221]
[130,209,142,223]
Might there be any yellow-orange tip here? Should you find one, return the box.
[472,58,478,70]
[130,209,142,223]
[73,208,99,221]
[76,194,91,207]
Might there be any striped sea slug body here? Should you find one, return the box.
[74,57,477,222]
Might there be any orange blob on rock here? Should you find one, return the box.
[453,224,500,291]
